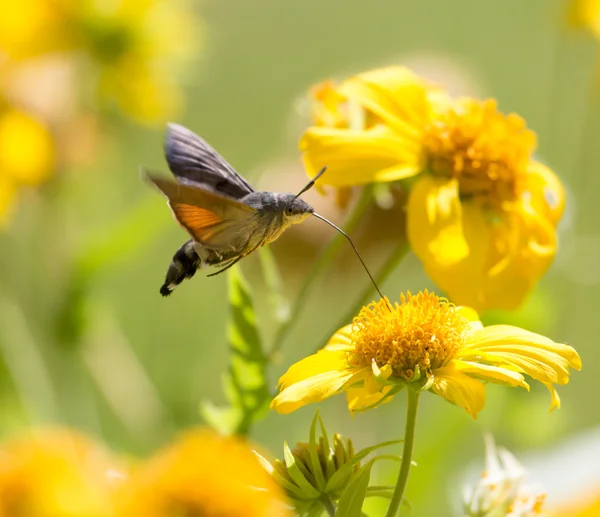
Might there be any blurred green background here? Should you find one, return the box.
[0,0,598,515]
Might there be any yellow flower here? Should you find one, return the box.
[300,67,565,310]
[0,0,201,125]
[271,291,580,418]
[549,491,600,517]
[0,0,74,59]
[0,107,56,225]
[0,428,122,517]
[569,0,600,38]
[116,428,290,517]
[78,0,201,124]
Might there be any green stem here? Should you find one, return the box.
[269,187,373,357]
[385,389,420,517]
[320,495,337,517]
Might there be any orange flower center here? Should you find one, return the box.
[350,291,468,380]
[423,99,536,207]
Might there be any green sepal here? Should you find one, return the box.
[308,410,327,491]
[420,374,435,391]
[325,440,402,493]
[409,364,422,382]
[283,442,322,499]
[319,413,337,481]
[334,459,374,517]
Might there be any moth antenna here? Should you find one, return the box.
[293,166,328,201]
[312,212,384,300]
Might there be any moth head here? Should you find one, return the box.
[283,195,314,224]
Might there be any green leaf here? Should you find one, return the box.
[200,265,270,435]
[334,459,374,517]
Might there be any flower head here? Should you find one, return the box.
[271,291,581,418]
[116,427,290,517]
[569,0,600,38]
[0,0,201,125]
[549,491,600,517]
[463,435,546,517]
[0,428,122,517]
[0,106,55,225]
[300,67,565,310]
[256,411,398,515]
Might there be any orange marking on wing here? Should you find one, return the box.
[172,203,224,241]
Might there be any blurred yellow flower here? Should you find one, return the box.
[116,428,290,517]
[78,0,200,124]
[271,291,580,418]
[569,0,600,38]
[0,107,55,224]
[0,0,201,125]
[0,428,122,517]
[0,0,74,59]
[550,491,600,516]
[301,67,565,311]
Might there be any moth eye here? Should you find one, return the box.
[286,207,294,215]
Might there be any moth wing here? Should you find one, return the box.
[165,123,254,199]
[145,173,256,247]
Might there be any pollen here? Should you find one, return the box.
[423,99,537,206]
[351,291,469,380]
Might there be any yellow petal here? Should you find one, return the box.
[465,345,571,384]
[455,306,484,332]
[346,385,393,412]
[276,350,350,389]
[309,80,349,128]
[420,202,492,309]
[454,359,529,389]
[544,382,561,411]
[422,198,559,311]
[300,125,421,187]
[271,370,362,415]
[460,349,566,385]
[407,176,469,267]
[524,161,565,226]
[465,325,581,370]
[477,201,557,310]
[431,363,486,418]
[338,66,435,139]
[458,324,581,410]
[323,324,355,351]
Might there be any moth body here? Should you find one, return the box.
[148,123,316,297]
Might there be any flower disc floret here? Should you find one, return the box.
[423,99,536,206]
[350,293,468,380]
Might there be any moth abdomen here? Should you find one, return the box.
[160,240,201,297]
